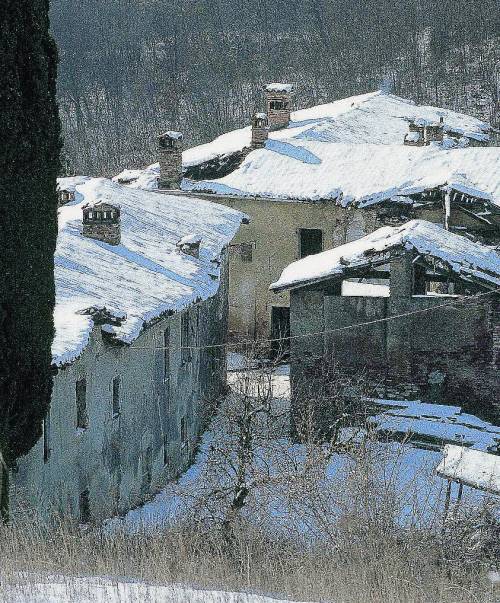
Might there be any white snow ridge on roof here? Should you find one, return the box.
[161,130,183,140]
[436,445,500,495]
[53,177,244,367]
[270,220,500,292]
[265,82,294,93]
[115,91,496,201]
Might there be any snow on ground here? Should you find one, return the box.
[270,219,500,292]
[106,366,496,537]
[1,575,312,603]
[52,177,244,366]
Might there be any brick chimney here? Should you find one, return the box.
[264,83,293,131]
[251,113,269,149]
[82,202,121,245]
[158,131,183,189]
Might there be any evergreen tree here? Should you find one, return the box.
[0,0,61,519]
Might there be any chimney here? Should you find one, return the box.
[264,83,294,131]
[158,131,183,189]
[177,234,202,259]
[82,202,121,246]
[57,188,75,207]
[251,112,269,149]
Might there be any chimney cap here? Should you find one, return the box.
[264,82,294,94]
[177,233,202,247]
[159,130,183,141]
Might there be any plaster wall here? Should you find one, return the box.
[11,253,229,522]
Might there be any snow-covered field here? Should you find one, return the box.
[106,365,497,536]
[1,575,313,603]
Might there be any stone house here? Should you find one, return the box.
[115,89,499,347]
[270,220,500,423]
[11,176,244,523]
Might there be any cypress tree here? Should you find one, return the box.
[0,0,61,519]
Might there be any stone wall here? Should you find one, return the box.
[289,252,499,422]
[159,148,182,189]
[82,222,121,246]
[10,252,229,522]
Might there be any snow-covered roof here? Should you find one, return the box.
[270,219,500,292]
[254,112,268,120]
[52,177,245,367]
[115,91,497,205]
[436,445,500,495]
[265,83,294,93]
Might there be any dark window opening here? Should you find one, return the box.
[79,489,91,524]
[43,412,51,463]
[271,306,290,360]
[240,243,253,263]
[112,377,121,418]
[76,378,88,429]
[163,434,169,466]
[412,264,461,296]
[160,137,175,149]
[141,446,153,493]
[163,328,170,379]
[180,416,188,448]
[181,313,190,364]
[299,228,323,258]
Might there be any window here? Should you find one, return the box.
[79,489,91,524]
[299,229,323,258]
[163,328,170,379]
[76,378,88,429]
[163,433,169,466]
[181,313,190,364]
[141,446,153,492]
[240,242,253,263]
[87,211,93,219]
[43,412,51,463]
[180,416,188,448]
[112,377,121,418]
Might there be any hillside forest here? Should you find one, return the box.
[51,0,499,176]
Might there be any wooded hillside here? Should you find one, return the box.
[50,0,499,176]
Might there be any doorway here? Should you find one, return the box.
[271,306,290,360]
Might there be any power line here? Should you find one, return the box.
[129,288,499,354]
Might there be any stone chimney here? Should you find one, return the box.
[57,188,75,207]
[404,120,425,146]
[264,83,294,131]
[424,117,444,144]
[177,234,202,259]
[158,131,183,189]
[82,202,121,246]
[251,113,269,149]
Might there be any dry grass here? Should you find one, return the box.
[0,511,498,602]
